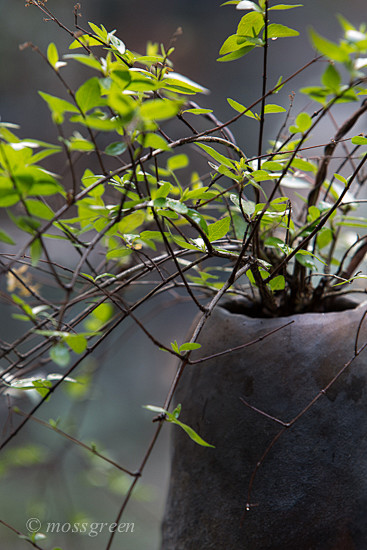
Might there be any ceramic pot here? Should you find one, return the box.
[162,298,367,550]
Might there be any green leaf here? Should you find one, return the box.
[195,143,235,169]
[351,135,367,145]
[106,248,133,260]
[208,217,231,241]
[217,45,255,62]
[264,236,293,255]
[309,29,349,63]
[227,98,257,118]
[295,249,326,269]
[269,275,285,291]
[167,154,189,171]
[47,43,59,68]
[250,169,274,181]
[88,22,108,41]
[68,136,95,152]
[143,405,215,447]
[321,63,341,92]
[316,227,333,249]
[104,142,127,156]
[267,24,299,38]
[137,133,170,151]
[25,199,55,220]
[172,404,181,419]
[75,77,102,113]
[127,69,159,92]
[118,210,145,233]
[69,34,102,49]
[299,86,329,105]
[50,343,70,367]
[237,12,264,37]
[171,235,202,251]
[39,91,78,124]
[293,112,312,133]
[30,238,42,267]
[140,98,181,121]
[170,340,180,353]
[183,108,213,115]
[0,229,15,245]
[220,34,252,55]
[268,4,303,10]
[12,294,34,319]
[334,173,347,185]
[264,103,286,114]
[110,69,132,90]
[168,415,215,447]
[32,379,52,398]
[261,161,283,171]
[63,53,103,72]
[64,334,88,354]
[89,302,114,325]
[155,181,172,199]
[179,342,202,353]
[165,198,189,214]
[161,72,209,95]
[291,158,317,173]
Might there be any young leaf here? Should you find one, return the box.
[237,12,264,37]
[104,142,127,156]
[322,63,341,92]
[38,92,78,124]
[50,343,70,367]
[195,143,235,169]
[208,217,231,242]
[168,416,215,448]
[30,238,42,267]
[267,24,299,38]
[47,43,59,68]
[351,135,367,145]
[143,405,215,447]
[217,45,255,62]
[167,154,189,171]
[64,334,88,354]
[171,340,180,353]
[293,112,312,133]
[140,99,181,121]
[137,133,170,151]
[183,108,213,115]
[264,104,286,114]
[268,4,303,10]
[269,275,285,291]
[75,77,102,113]
[309,29,349,62]
[0,229,15,245]
[227,98,257,119]
[179,342,202,353]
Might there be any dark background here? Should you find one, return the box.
[2,0,367,149]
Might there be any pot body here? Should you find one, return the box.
[162,300,367,550]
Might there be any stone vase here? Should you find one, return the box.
[162,298,367,550]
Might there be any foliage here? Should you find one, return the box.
[1,0,367,548]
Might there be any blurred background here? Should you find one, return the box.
[1,1,367,549]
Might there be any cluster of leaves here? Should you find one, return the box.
[1,0,367,547]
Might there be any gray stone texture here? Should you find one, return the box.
[162,299,367,549]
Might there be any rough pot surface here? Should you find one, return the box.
[162,299,367,550]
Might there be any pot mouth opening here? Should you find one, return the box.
[220,295,361,318]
